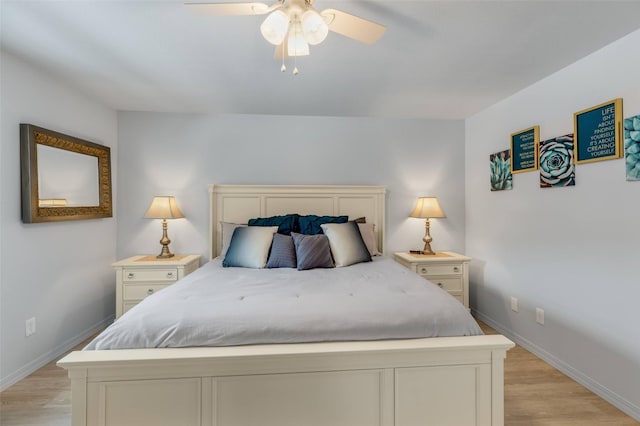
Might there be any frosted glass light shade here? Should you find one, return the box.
[409,197,446,219]
[144,196,185,219]
[288,22,310,56]
[301,9,328,45]
[260,10,290,45]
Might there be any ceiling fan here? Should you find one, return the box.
[186,0,386,74]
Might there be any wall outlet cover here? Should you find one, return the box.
[25,317,36,337]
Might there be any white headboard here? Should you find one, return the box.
[209,185,386,260]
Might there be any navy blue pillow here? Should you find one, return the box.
[249,214,298,235]
[266,234,297,268]
[298,215,348,235]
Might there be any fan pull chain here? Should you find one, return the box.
[281,40,286,72]
[293,24,300,75]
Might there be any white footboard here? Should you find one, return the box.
[58,335,513,426]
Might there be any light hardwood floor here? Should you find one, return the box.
[1,323,638,426]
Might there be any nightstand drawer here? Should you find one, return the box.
[416,264,462,276]
[124,283,169,300]
[451,294,464,304]
[123,268,178,282]
[426,277,463,292]
[123,302,138,315]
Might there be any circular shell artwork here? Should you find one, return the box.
[540,134,575,188]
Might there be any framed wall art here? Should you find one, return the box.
[574,98,623,164]
[490,149,512,191]
[625,114,640,181]
[510,125,539,173]
[539,134,575,188]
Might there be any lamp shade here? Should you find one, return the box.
[288,22,310,56]
[301,9,328,45]
[144,196,185,220]
[409,197,446,219]
[260,10,290,45]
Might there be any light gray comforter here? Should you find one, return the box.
[86,257,482,350]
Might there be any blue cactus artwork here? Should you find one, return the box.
[540,134,575,188]
[490,149,512,191]
[625,115,640,181]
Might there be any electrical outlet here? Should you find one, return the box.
[510,297,518,312]
[25,317,36,337]
[536,308,545,325]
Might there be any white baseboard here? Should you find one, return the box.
[473,309,640,422]
[0,315,113,392]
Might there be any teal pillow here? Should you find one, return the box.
[298,215,348,235]
[248,214,298,235]
[290,232,334,270]
[321,221,372,267]
[223,226,278,268]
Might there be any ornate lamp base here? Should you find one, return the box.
[420,218,436,255]
[156,219,175,258]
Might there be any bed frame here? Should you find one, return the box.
[58,184,514,426]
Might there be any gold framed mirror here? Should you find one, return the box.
[20,124,113,223]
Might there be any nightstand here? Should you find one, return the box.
[113,254,200,319]
[394,251,471,309]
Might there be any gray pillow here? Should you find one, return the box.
[266,234,297,268]
[290,232,334,271]
[357,222,380,256]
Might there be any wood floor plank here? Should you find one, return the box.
[1,323,638,425]
[479,322,639,426]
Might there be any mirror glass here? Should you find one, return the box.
[37,144,100,207]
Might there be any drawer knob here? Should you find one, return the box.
[147,288,154,295]
[127,272,135,279]
[453,267,460,272]
[167,272,174,278]
[420,267,428,274]
[437,283,443,288]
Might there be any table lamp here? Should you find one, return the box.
[409,197,446,255]
[144,196,184,258]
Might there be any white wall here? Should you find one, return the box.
[465,29,640,419]
[116,113,465,261]
[0,52,118,389]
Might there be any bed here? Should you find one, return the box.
[58,184,514,426]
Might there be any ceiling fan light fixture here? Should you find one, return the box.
[287,22,310,56]
[260,10,290,45]
[301,9,328,45]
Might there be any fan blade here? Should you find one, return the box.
[185,2,272,16]
[321,8,386,44]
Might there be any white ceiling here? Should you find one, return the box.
[2,0,640,119]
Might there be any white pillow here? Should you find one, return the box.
[321,222,372,267]
[358,222,380,256]
[220,222,246,258]
[222,226,278,268]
